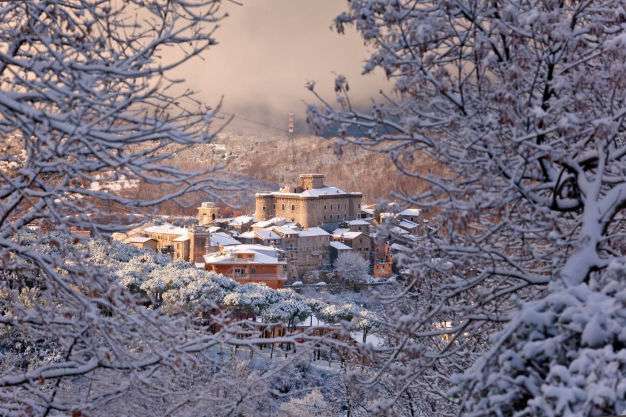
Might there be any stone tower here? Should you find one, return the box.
[255,194,275,221]
[188,225,211,263]
[297,174,325,191]
[197,201,220,225]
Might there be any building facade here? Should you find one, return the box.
[332,230,372,263]
[255,174,362,228]
[272,226,331,278]
[203,246,288,289]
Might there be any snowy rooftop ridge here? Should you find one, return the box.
[204,244,286,265]
[210,232,241,246]
[399,208,421,216]
[330,241,352,250]
[333,230,363,240]
[143,223,187,236]
[297,227,330,237]
[256,186,361,198]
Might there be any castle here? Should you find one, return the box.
[255,174,362,228]
[114,173,422,284]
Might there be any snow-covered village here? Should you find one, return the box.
[1,1,626,417]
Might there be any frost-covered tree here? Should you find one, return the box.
[0,1,296,415]
[334,252,371,289]
[279,388,338,417]
[309,1,626,415]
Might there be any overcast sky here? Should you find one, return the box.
[172,0,386,131]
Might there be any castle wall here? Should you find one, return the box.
[254,193,362,228]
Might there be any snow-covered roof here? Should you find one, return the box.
[298,227,330,237]
[300,186,348,197]
[390,243,411,252]
[272,225,300,236]
[257,186,361,199]
[238,231,256,239]
[173,235,190,242]
[360,207,375,215]
[340,231,363,240]
[399,208,421,217]
[330,241,352,250]
[256,229,281,240]
[229,215,255,226]
[223,244,284,257]
[210,232,241,246]
[399,220,418,230]
[346,219,371,226]
[390,226,409,235]
[143,223,187,236]
[124,236,155,244]
[204,245,286,265]
[333,230,364,240]
[252,217,289,229]
[332,227,350,235]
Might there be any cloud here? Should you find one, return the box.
[170,0,387,127]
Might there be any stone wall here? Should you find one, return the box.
[255,194,362,228]
[198,202,220,225]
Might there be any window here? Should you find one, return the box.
[282,204,285,210]
[251,268,256,274]
[291,205,295,211]
[262,206,266,211]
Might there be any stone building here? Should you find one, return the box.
[345,219,371,234]
[123,236,158,251]
[373,242,393,279]
[173,226,240,264]
[271,226,331,278]
[398,208,421,223]
[143,223,188,254]
[255,174,362,228]
[332,229,372,262]
[203,245,288,289]
[329,241,353,264]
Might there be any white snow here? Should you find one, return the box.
[330,241,352,250]
[298,227,330,237]
[143,223,187,236]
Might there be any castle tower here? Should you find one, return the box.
[197,202,220,225]
[297,174,325,191]
[255,194,275,221]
